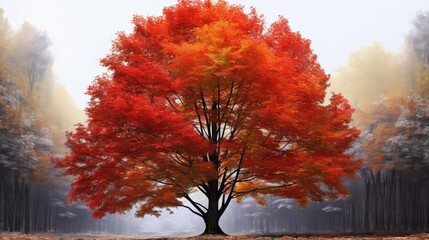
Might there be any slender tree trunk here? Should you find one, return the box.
[350,199,356,232]
[373,171,379,231]
[0,171,3,231]
[34,194,39,232]
[425,190,429,231]
[412,182,422,231]
[24,185,30,234]
[388,169,396,230]
[364,178,370,231]
[6,177,13,231]
[1,172,8,231]
[378,171,385,231]
[266,216,270,234]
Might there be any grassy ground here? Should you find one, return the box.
[1,232,429,240]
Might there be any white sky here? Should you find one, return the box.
[1,0,428,108]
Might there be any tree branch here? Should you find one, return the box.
[221,81,242,140]
[232,182,296,198]
[144,175,173,186]
[179,205,203,218]
[184,194,206,216]
[166,96,180,112]
[219,146,246,215]
[194,102,208,137]
[200,90,211,139]
[197,184,209,197]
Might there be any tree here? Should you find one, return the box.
[385,97,429,182]
[0,8,11,77]
[11,23,52,95]
[329,42,409,111]
[406,10,429,97]
[55,0,359,235]
[408,10,429,65]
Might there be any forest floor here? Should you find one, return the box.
[1,232,429,240]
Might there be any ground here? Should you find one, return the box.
[1,233,429,240]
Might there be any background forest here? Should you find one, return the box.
[0,4,429,237]
[0,9,143,235]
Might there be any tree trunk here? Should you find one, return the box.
[388,169,396,230]
[201,101,227,235]
[24,185,30,234]
[203,208,224,234]
[202,180,225,235]
[364,178,370,231]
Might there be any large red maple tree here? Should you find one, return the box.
[56,0,360,234]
